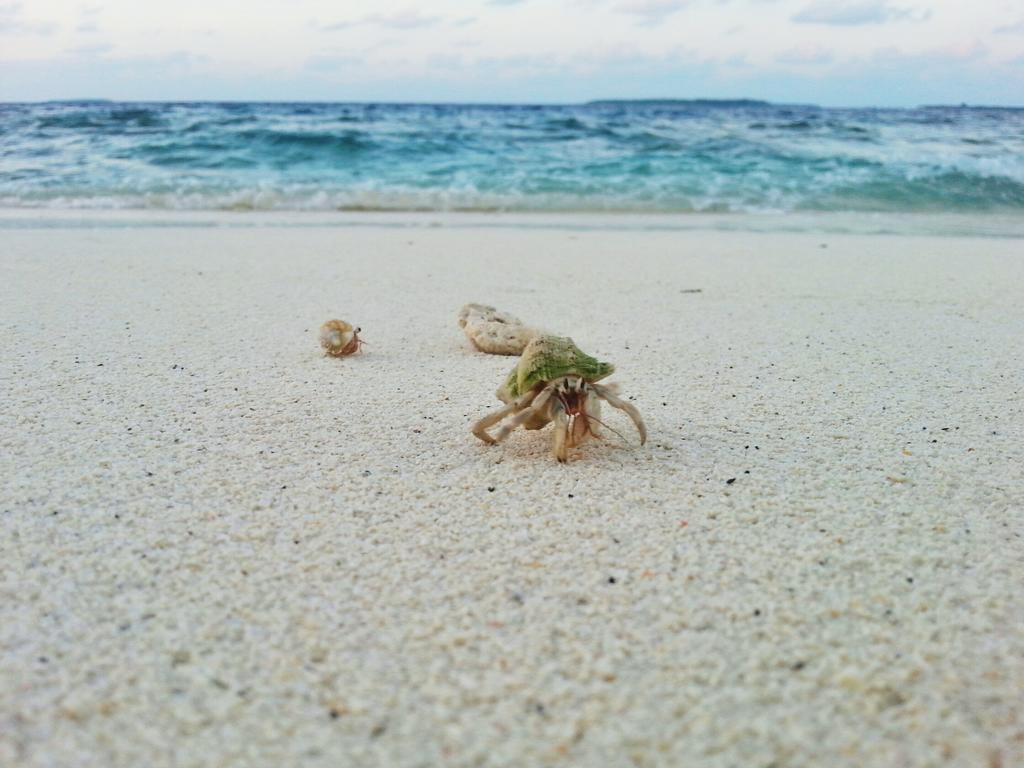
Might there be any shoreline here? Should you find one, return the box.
[1,207,1023,238]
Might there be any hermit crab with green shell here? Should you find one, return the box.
[472,334,647,462]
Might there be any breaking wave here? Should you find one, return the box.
[2,101,1023,213]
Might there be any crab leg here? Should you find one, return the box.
[551,400,570,463]
[493,386,555,443]
[471,388,540,445]
[590,383,647,446]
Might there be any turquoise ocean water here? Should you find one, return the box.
[1,101,1023,214]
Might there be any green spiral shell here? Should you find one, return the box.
[497,334,615,403]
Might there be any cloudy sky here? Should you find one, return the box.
[1,0,1022,105]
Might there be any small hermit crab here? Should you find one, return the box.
[319,320,363,357]
[472,334,646,462]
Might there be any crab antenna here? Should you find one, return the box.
[583,413,629,444]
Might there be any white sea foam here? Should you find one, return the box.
[2,101,1023,213]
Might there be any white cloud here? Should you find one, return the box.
[792,0,924,25]
[0,1,58,35]
[614,0,691,22]
[776,46,834,64]
[0,0,1020,104]
[77,5,101,33]
[69,41,112,55]
[324,9,443,31]
[995,18,1024,34]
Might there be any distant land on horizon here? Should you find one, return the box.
[19,97,1023,110]
[585,98,776,108]
[586,99,1023,110]
[37,97,784,108]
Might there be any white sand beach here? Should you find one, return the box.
[1,211,1022,767]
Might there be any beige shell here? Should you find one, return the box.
[457,303,536,356]
[319,319,361,357]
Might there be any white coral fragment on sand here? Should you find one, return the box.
[458,303,536,356]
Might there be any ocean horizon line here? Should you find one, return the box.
[6,97,1024,111]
